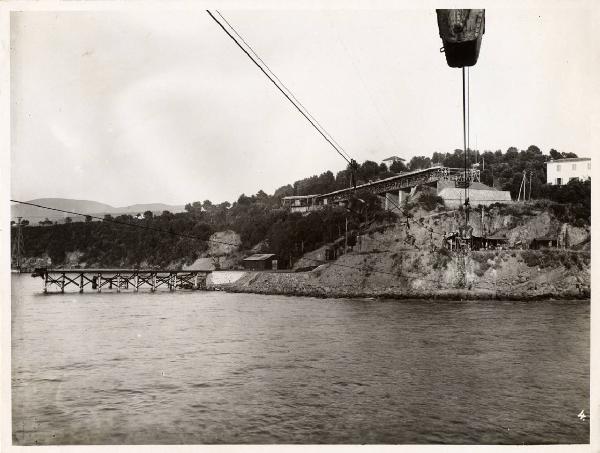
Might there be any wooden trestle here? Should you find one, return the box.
[32,268,209,294]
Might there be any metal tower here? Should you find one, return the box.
[12,217,25,271]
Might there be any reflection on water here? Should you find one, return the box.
[12,275,589,444]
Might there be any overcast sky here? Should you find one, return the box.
[10,5,594,206]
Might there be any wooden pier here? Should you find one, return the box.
[32,268,210,293]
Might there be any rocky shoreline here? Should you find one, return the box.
[221,285,590,301]
[209,248,590,302]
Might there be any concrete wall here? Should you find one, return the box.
[547,159,591,185]
[207,271,247,286]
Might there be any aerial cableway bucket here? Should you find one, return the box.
[436,9,485,68]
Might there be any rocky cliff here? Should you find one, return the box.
[222,203,590,300]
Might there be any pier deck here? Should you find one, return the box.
[32,268,210,293]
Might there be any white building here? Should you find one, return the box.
[546,158,591,185]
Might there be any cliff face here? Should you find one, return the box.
[223,205,590,300]
[225,249,589,300]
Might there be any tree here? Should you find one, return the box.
[408,156,431,170]
[236,194,253,206]
[273,184,294,199]
[549,149,561,160]
[85,215,92,223]
[357,160,381,182]
[526,145,542,155]
[143,210,153,220]
[21,219,29,226]
[11,220,15,226]
[65,217,72,224]
[390,160,408,173]
[103,214,114,222]
[256,190,269,202]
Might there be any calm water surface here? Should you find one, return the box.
[11,275,589,444]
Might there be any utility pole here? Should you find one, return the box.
[529,170,533,201]
[344,217,348,255]
[517,171,527,202]
[481,206,485,237]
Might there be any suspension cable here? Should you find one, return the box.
[215,10,353,163]
[462,67,469,224]
[206,10,351,164]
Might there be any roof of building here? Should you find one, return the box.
[282,195,319,200]
[382,156,405,161]
[548,157,590,163]
[243,253,276,261]
[470,182,498,191]
[437,188,512,202]
[440,181,498,191]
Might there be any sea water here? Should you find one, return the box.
[11,275,589,444]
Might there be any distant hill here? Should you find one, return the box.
[11,198,185,223]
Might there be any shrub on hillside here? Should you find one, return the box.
[471,251,495,277]
[431,247,452,270]
[521,250,541,268]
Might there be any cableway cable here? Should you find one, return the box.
[215,10,353,162]
[206,10,351,164]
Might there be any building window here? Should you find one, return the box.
[556,177,562,185]
[572,163,577,170]
[556,164,561,171]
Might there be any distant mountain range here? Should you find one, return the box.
[11,198,186,223]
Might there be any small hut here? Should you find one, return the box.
[242,253,278,271]
[530,237,558,250]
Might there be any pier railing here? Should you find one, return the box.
[32,268,210,293]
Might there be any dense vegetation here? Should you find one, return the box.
[16,190,392,268]
[288,146,579,200]
[13,146,590,268]
[286,145,589,224]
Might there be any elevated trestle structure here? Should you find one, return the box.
[32,268,210,293]
[318,166,480,205]
[282,166,481,212]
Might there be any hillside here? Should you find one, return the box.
[10,146,591,299]
[11,198,185,223]
[222,201,591,300]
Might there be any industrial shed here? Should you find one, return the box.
[242,253,278,271]
[437,182,512,208]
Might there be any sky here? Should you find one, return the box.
[10,4,595,206]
